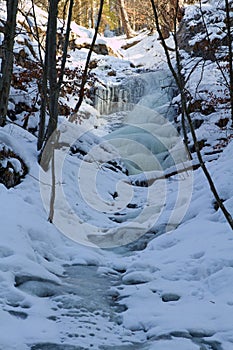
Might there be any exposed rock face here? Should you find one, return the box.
[177,3,230,60]
[177,21,221,61]
[70,40,119,57]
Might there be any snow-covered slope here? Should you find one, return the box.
[1,117,233,350]
[110,142,233,350]
[1,1,233,349]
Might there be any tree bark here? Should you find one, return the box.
[46,0,59,141]
[118,0,135,38]
[70,0,104,119]
[39,0,75,168]
[225,0,233,126]
[37,22,49,150]
[90,0,96,28]
[0,0,18,126]
[38,0,59,168]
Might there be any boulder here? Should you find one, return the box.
[0,146,28,188]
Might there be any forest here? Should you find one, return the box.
[1,0,233,225]
[0,1,233,349]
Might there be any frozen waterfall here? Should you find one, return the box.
[93,74,145,115]
[93,70,175,117]
[94,70,188,175]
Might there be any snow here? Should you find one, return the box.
[1,1,233,349]
[70,22,95,39]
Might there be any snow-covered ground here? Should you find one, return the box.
[1,1,233,349]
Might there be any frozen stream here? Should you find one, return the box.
[33,68,191,349]
[31,264,150,350]
[30,262,222,350]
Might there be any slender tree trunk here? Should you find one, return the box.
[39,0,74,166]
[37,26,49,150]
[37,0,59,153]
[172,1,190,156]
[0,0,18,126]
[46,0,59,142]
[70,0,104,119]
[37,73,48,150]
[58,0,74,87]
[90,0,95,28]
[132,0,136,31]
[76,0,81,25]
[225,0,233,126]
[48,134,56,223]
[85,0,89,27]
[118,0,135,38]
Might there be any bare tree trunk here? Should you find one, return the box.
[225,0,233,126]
[58,0,74,87]
[150,0,233,230]
[70,0,104,119]
[172,1,190,156]
[132,0,136,31]
[84,0,89,27]
[39,0,74,166]
[118,0,135,38]
[90,0,96,28]
[37,21,49,150]
[76,0,82,25]
[46,0,59,141]
[0,0,18,126]
[37,68,48,150]
[48,133,56,223]
[37,0,59,155]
